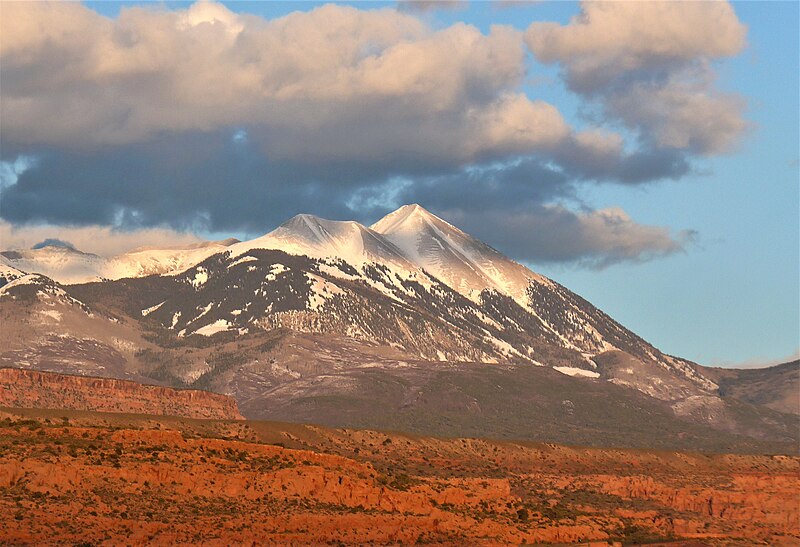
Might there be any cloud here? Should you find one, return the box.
[0,1,750,268]
[0,141,690,266]
[554,130,691,183]
[0,132,386,233]
[526,1,746,93]
[604,78,749,155]
[1,1,551,165]
[397,0,467,13]
[440,205,692,268]
[526,1,749,155]
[0,220,202,257]
[31,238,77,251]
[0,1,693,173]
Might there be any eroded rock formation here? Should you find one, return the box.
[0,368,243,420]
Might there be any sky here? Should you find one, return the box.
[0,0,797,367]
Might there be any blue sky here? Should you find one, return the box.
[536,1,800,366]
[1,1,797,366]
[526,1,800,366]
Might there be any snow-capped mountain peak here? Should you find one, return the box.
[371,204,549,303]
[231,213,414,269]
[370,203,455,233]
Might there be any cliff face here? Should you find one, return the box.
[0,368,243,420]
[0,411,798,546]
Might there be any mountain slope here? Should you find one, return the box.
[372,204,548,304]
[0,263,26,287]
[231,214,415,270]
[1,246,107,284]
[71,243,722,411]
[0,269,168,384]
[0,240,238,284]
[703,360,800,415]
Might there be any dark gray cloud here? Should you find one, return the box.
[1,132,690,267]
[1,132,364,233]
[552,133,691,184]
[396,0,467,13]
[439,206,695,269]
[353,158,572,215]
[32,238,76,250]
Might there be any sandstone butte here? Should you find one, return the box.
[0,405,798,546]
[0,367,243,420]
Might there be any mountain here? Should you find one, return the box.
[132,207,717,401]
[0,265,177,385]
[371,204,546,304]
[704,360,800,415]
[0,264,91,314]
[2,205,797,452]
[0,239,239,284]
[231,214,415,270]
[1,245,107,285]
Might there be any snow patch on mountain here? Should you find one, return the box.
[194,319,232,336]
[37,309,62,322]
[554,366,600,379]
[191,267,209,288]
[305,272,345,311]
[228,255,258,268]
[265,264,288,281]
[141,301,166,317]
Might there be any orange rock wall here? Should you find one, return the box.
[0,367,243,420]
[0,417,798,545]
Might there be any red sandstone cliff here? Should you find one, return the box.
[0,367,243,420]
[0,406,798,545]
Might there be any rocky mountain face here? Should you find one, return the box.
[704,360,800,415]
[0,265,156,382]
[1,205,796,451]
[0,368,242,420]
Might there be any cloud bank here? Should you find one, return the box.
[526,1,749,155]
[0,1,749,266]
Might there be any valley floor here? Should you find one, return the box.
[0,407,798,546]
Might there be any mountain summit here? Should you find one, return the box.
[230,213,413,269]
[372,204,547,304]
